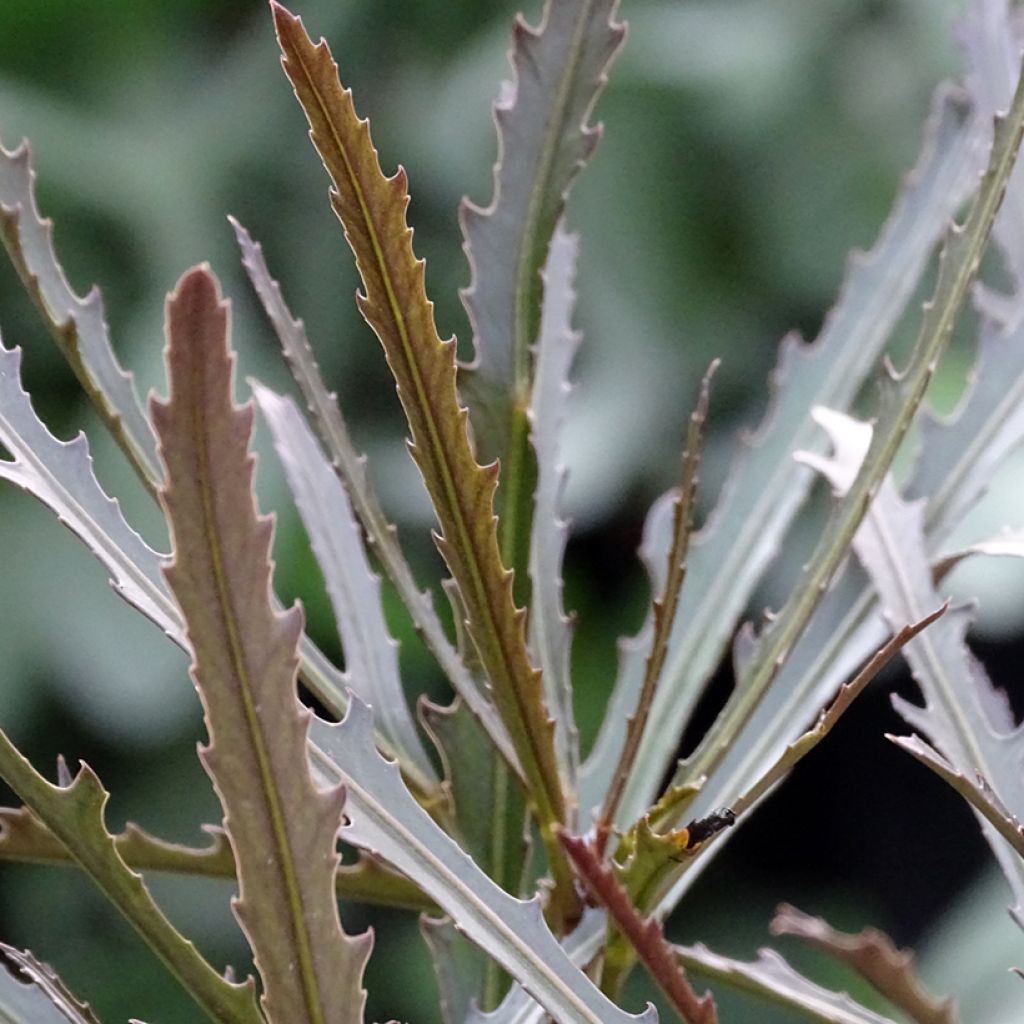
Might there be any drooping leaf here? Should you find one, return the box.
[804,406,1024,926]
[676,944,899,1024]
[0,737,261,1024]
[152,264,371,1024]
[771,904,958,1024]
[0,807,436,912]
[617,80,989,820]
[527,223,581,793]
[0,139,161,488]
[888,734,1024,859]
[253,381,440,795]
[0,945,101,1024]
[272,2,573,916]
[308,698,658,1024]
[231,218,511,764]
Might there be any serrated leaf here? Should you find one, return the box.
[308,698,657,1024]
[460,0,624,441]
[527,223,581,793]
[676,944,899,1024]
[771,903,958,1024]
[272,3,572,912]
[673,51,1024,847]
[0,735,261,1024]
[0,807,435,912]
[619,81,989,820]
[559,834,717,1024]
[421,696,528,1010]
[0,139,161,488]
[888,734,1024,860]
[231,219,512,766]
[0,945,101,1024]
[420,916,487,1024]
[805,406,1024,926]
[253,381,439,794]
[0,337,181,643]
[152,265,371,1024]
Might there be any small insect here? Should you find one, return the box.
[667,807,736,861]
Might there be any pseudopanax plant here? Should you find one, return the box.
[0,0,1022,1021]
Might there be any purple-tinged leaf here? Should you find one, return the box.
[619,80,989,819]
[805,407,1024,927]
[272,3,574,919]
[675,944,899,1024]
[527,224,581,791]
[0,945,101,1024]
[596,362,716,846]
[152,265,371,1024]
[0,735,261,1024]
[308,698,657,1024]
[560,833,717,1024]
[771,904,958,1024]
[253,381,440,796]
[231,219,512,765]
[0,140,160,488]
[460,0,625,453]
[0,807,435,912]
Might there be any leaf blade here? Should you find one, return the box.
[152,265,371,1024]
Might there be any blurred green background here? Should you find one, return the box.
[1,0,1021,1021]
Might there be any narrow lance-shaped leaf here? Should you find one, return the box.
[560,834,718,1024]
[771,904,958,1024]
[596,361,716,845]
[0,945,101,1024]
[674,51,1024,824]
[272,3,574,919]
[527,223,582,791]
[0,807,437,912]
[253,381,439,793]
[459,0,625,600]
[675,944,899,1024]
[618,80,989,820]
[308,698,658,1024]
[231,218,515,768]
[803,406,1024,925]
[0,139,161,489]
[0,337,181,643]
[152,265,372,1024]
[0,739,261,1024]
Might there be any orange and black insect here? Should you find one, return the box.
[667,807,736,860]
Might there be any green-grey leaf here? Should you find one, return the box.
[807,407,1024,926]
[0,139,160,488]
[309,698,657,1024]
[0,945,101,1024]
[676,944,899,1024]
[253,381,439,792]
[527,223,581,793]
[0,736,261,1024]
[619,81,988,820]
